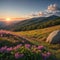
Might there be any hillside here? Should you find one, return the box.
[0,30,32,46]
[14,25,60,60]
[10,15,60,31]
[0,16,60,60]
[0,15,60,31]
[0,25,60,60]
[15,25,60,43]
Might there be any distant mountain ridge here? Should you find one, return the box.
[9,15,60,31]
[0,15,60,31]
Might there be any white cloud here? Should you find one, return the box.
[28,4,60,18]
[46,4,60,13]
[38,12,44,16]
[44,4,60,17]
[48,4,57,12]
[29,11,45,17]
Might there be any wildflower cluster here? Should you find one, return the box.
[0,44,55,60]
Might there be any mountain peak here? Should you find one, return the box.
[48,15,59,18]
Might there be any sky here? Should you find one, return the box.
[0,0,60,20]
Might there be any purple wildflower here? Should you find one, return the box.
[0,46,7,53]
[37,45,44,50]
[15,52,24,59]
[42,53,47,60]
[13,44,22,50]
[6,47,13,52]
[47,52,51,57]
[42,52,51,60]
[25,44,31,48]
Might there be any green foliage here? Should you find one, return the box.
[12,17,60,31]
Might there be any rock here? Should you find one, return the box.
[46,30,60,44]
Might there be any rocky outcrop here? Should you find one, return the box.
[46,30,60,44]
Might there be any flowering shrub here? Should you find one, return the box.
[0,30,30,46]
[0,44,56,60]
[0,30,18,38]
[0,30,56,60]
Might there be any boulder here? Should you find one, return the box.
[46,30,60,44]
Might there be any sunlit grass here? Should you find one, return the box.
[15,25,60,41]
[14,25,60,60]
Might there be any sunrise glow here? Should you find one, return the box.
[6,18,11,21]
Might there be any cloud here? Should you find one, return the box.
[30,11,45,17]
[44,4,60,17]
[29,4,60,18]
[38,12,44,16]
[48,4,57,11]
[46,4,60,13]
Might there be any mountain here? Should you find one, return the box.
[9,15,60,31]
[0,15,60,31]
[8,17,45,27]
[44,15,59,21]
[12,17,45,26]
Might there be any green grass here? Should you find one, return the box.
[15,25,60,41]
[0,25,60,59]
[14,25,60,60]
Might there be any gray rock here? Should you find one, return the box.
[46,30,60,44]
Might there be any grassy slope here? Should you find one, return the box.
[15,25,60,42]
[11,16,60,31]
[14,25,60,60]
[0,32,32,46]
[0,25,60,59]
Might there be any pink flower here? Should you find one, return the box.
[37,45,44,50]
[0,46,7,52]
[17,44,22,48]
[15,52,24,59]
[6,47,13,52]
[13,44,22,50]
[13,46,17,50]
[47,52,51,57]
[42,52,51,60]
[25,44,31,48]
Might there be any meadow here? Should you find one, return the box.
[15,25,60,44]
[0,0,60,60]
[0,25,60,60]
[14,25,60,60]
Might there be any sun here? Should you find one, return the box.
[5,18,12,24]
[6,18,11,21]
